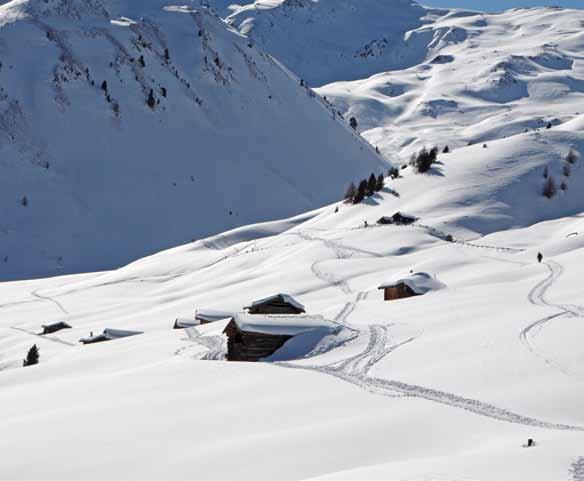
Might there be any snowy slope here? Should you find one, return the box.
[227,0,441,86]
[0,0,385,281]
[318,6,584,162]
[227,1,584,165]
[2,120,584,478]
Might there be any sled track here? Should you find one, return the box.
[570,457,584,481]
[10,326,76,347]
[282,323,584,431]
[175,326,226,361]
[311,260,352,294]
[520,261,584,373]
[31,289,68,315]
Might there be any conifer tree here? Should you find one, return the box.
[376,173,384,191]
[349,117,358,130]
[543,176,557,199]
[147,89,156,109]
[566,150,577,164]
[443,145,450,154]
[23,344,39,367]
[164,48,170,62]
[354,180,367,204]
[367,173,377,196]
[138,55,145,68]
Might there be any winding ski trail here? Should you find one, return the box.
[520,261,584,374]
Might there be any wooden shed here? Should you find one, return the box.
[79,328,143,345]
[41,321,72,335]
[223,314,334,362]
[244,294,305,315]
[378,272,445,301]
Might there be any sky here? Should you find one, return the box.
[421,0,583,12]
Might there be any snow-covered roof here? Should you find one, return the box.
[42,321,72,328]
[245,293,305,312]
[230,314,337,337]
[393,211,417,219]
[195,309,237,323]
[378,272,445,295]
[79,328,143,343]
[174,318,200,328]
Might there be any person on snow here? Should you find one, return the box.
[537,252,543,263]
[364,220,368,228]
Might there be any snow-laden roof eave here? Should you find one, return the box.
[231,314,336,337]
[378,273,445,294]
[245,293,305,311]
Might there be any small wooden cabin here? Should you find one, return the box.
[391,212,417,225]
[79,328,143,345]
[379,272,444,301]
[41,321,72,335]
[244,294,305,315]
[377,212,417,226]
[223,314,334,362]
[379,282,419,301]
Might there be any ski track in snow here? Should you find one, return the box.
[31,289,69,315]
[570,457,584,481]
[520,261,584,375]
[280,264,584,431]
[175,326,226,361]
[281,322,584,431]
[9,326,76,347]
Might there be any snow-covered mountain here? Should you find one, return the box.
[0,0,384,281]
[227,1,584,163]
[227,0,437,86]
[3,1,584,480]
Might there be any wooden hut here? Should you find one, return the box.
[244,294,306,315]
[41,321,72,335]
[378,272,445,301]
[223,314,335,362]
[79,328,143,345]
[394,212,417,225]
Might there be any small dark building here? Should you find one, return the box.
[379,272,445,301]
[391,212,417,225]
[41,321,72,335]
[377,212,417,226]
[79,328,142,345]
[244,294,305,315]
[223,314,335,362]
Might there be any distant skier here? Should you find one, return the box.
[537,252,543,263]
[364,220,368,228]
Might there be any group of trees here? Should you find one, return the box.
[345,173,385,204]
[542,150,578,199]
[410,146,439,173]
